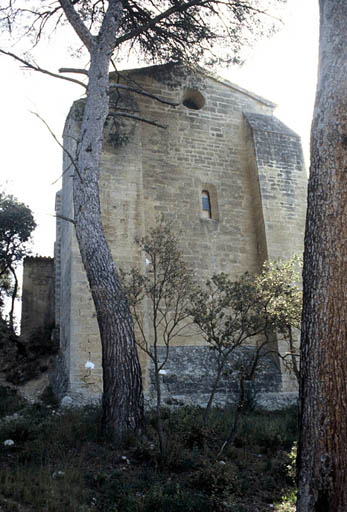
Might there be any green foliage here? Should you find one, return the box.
[190,256,302,352]
[232,406,298,452]
[286,442,297,484]
[122,222,195,355]
[144,482,210,512]
[0,401,298,512]
[1,323,57,385]
[0,314,16,345]
[1,1,285,68]
[0,386,27,417]
[0,191,36,330]
[0,191,36,277]
[276,490,297,511]
[0,272,12,309]
[121,222,196,455]
[189,256,302,417]
[192,460,240,498]
[190,271,265,350]
[255,256,302,382]
[255,257,302,331]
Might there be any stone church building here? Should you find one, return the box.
[21,63,307,407]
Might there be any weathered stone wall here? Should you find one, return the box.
[21,257,55,339]
[145,346,283,409]
[128,65,275,282]
[53,63,307,405]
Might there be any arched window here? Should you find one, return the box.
[200,184,219,221]
[201,190,212,219]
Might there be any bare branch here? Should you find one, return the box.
[30,111,84,183]
[109,83,179,107]
[108,111,167,129]
[59,67,89,76]
[55,213,76,225]
[0,49,87,89]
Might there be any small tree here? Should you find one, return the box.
[255,257,302,383]
[0,192,36,330]
[218,258,302,454]
[190,257,302,422]
[121,223,195,455]
[190,272,268,422]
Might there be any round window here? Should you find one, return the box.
[182,88,205,110]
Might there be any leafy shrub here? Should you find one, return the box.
[144,482,210,512]
[0,403,48,444]
[0,385,27,417]
[233,407,298,452]
[286,442,297,484]
[0,464,85,512]
[0,403,299,512]
[192,460,240,498]
[1,323,59,385]
[85,469,139,512]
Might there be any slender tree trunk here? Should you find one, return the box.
[203,355,226,423]
[154,361,165,456]
[8,265,18,332]
[67,0,144,442]
[219,373,246,456]
[297,1,347,509]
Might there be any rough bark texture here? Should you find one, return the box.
[297,1,347,510]
[60,0,145,441]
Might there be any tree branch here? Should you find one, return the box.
[58,0,95,51]
[108,111,166,129]
[59,67,89,76]
[114,0,207,47]
[55,213,76,225]
[30,111,84,183]
[97,0,123,50]
[109,83,179,107]
[0,49,87,89]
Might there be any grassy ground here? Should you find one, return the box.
[0,386,297,512]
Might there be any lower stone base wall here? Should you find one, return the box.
[144,345,294,409]
[53,345,298,410]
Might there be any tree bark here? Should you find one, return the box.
[8,265,18,332]
[154,360,165,456]
[61,0,145,442]
[297,1,347,510]
[203,356,226,423]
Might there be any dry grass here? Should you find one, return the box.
[0,386,298,512]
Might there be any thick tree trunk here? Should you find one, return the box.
[69,1,144,442]
[297,1,347,510]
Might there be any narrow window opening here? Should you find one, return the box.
[201,190,212,219]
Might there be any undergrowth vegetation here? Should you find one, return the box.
[0,386,297,512]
